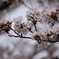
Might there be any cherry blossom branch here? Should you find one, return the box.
[0,8,59,44]
[8,28,59,43]
[5,31,59,43]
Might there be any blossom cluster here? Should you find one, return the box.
[0,8,59,43]
[0,20,12,33]
[13,16,33,35]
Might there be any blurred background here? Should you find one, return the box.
[0,0,59,59]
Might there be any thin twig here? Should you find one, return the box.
[33,14,37,31]
[27,28,33,33]
[34,24,37,31]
